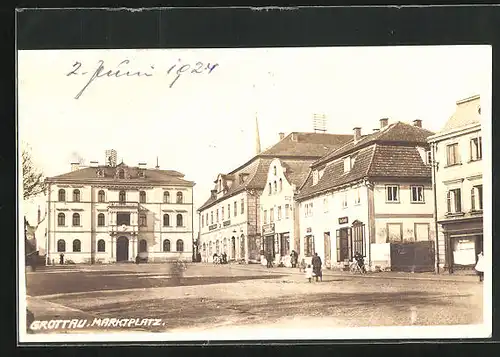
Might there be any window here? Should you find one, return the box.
[139,191,146,203]
[277,206,282,220]
[117,213,130,226]
[304,203,314,217]
[57,213,65,226]
[206,213,209,224]
[176,239,184,252]
[163,239,171,252]
[118,169,125,179]
[176,214,183,227]
[273,166,277,175]
[241,199,245,214]
[285,204,290,219]
[216,240,220,254]
[73,189,80,202]
[73,239,81,252]
[279,179,283,191]
[270,208,274,223]
[263,210,268,224]
[119,190,126,203]
[72,213,80,226]
[386,185,399,202]
[163,214,170,226]
[471,185,483,211]
[57,239,66,252]
[426,150,432,165]
[446,143,460,166]
[324,197,329,213]
[342,192,348,208]
[139,239,147,253]
[387,223,403,242]
[222,207,225,220]
[234,202,237,217]
[312,170,319,185]
[97,213,105,226]
[470,137,482,161]
[447,188,462,214]
[228,204,231,218]
[343,157,351,173]
[354,188,361,205]
[216,209,219,222]
[304,235,314,257]
[163,191,170,203]
[415,223,430,241]
[274,181,277,193]
[210,211,213,224]
[97,239,105,252]
[268,183,272,194]
[352,222,365,256]
[176,191,183,203]
[410,186,424,203]
[139,214,147,227]
[98,190,105,202]
[58,189,66,202]
[280,233,290,256]
[201,214,204,228]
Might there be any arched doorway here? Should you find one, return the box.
[231,237,236,259]
[117,236,129,262]
[240,234,245,259]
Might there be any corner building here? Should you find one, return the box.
[44,154,195,264]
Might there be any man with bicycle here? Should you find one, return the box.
[354,251,366,274]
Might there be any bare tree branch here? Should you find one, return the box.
[22,144,46,200]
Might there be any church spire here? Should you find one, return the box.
[255,113,261,155]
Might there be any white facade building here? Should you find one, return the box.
[428,95,483,272]
[44,153,195,264]
[297,119,436,271]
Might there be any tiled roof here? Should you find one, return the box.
[281,160,317,188]
[296,121,434,201]
[439,95,481,133]
[259,132,352,158]
[46,163,193,186]
[314,122,434,167]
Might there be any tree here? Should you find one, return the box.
[22,144,46,200]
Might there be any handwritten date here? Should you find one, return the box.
[67,59,219,99]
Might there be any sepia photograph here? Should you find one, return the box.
[17,43,491,342]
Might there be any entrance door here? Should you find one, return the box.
[231,237,236,259]
[264,235,275,257]
[324,232,331,268]
[336,228,351,262]
[117,236,129,262]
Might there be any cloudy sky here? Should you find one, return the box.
[18,45,491,225]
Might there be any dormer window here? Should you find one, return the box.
[312,170,319,186]
[319,169,325,180]
[118,169,125,179]
[96,169,104,177]
[273,166,277,175]
[343,157,351,173]
[138,170,145,178]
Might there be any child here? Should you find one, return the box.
[305,264,313,283]
[299,258,307,273]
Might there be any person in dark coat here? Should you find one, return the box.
[290,250,298,268]
[59,253,64,265]
[266,252,273,268]
[311,253,322,282]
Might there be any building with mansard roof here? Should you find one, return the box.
[427,95,483,273]
[44,151,195,264]
[197,126,352,264]
[296,119,435,271]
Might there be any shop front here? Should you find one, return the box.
[262,223,276,264]
[439,216,483,273]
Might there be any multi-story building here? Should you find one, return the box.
[44,151,195,264]
[428,95,483,273]
[198,131,351,263]
[259,158,312,267]
[296,119,435,270]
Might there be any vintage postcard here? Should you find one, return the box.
[17,42,492,343]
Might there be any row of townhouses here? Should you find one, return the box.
[198,95,484,273]
[39,151,195,264]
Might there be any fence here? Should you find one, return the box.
[390,241,435,272]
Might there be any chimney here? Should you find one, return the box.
[89,161,99,168]
[380,118,389,129]
[70,162,80,172]
[373,128,380,133]
[413,119,422,128]
[279,132,285,140]
[353,127,362,142]
[37,206,41,224]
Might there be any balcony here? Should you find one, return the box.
[109,224,139,235]
[108,201,139,209]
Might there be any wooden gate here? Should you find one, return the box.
[390,241,435,272]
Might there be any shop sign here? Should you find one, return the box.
[208,224,217,231]
[223,220,231,227]
[306,227,312,233]
[262,223,275,235]
[338,216,349,225]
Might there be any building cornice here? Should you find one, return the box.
[427,123,481,143]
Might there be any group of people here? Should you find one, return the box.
[213,252,228,265]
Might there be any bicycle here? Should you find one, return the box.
[349,260,366,274]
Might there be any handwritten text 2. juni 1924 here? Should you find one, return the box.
[66,59,219,99]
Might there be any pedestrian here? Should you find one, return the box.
[290,250,298,268]
[311,252,323,282]
[266,252,273,268]
[299,258,306,273]
[305,264,313,283]
[59,253,64,265]
[222,252,227,264]
[354,251,366,274]
[475,251,484,282]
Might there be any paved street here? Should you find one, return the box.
[25,263,484,334]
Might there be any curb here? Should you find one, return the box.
[227,265,479,284]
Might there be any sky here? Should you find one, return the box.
[18,45,491,227]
